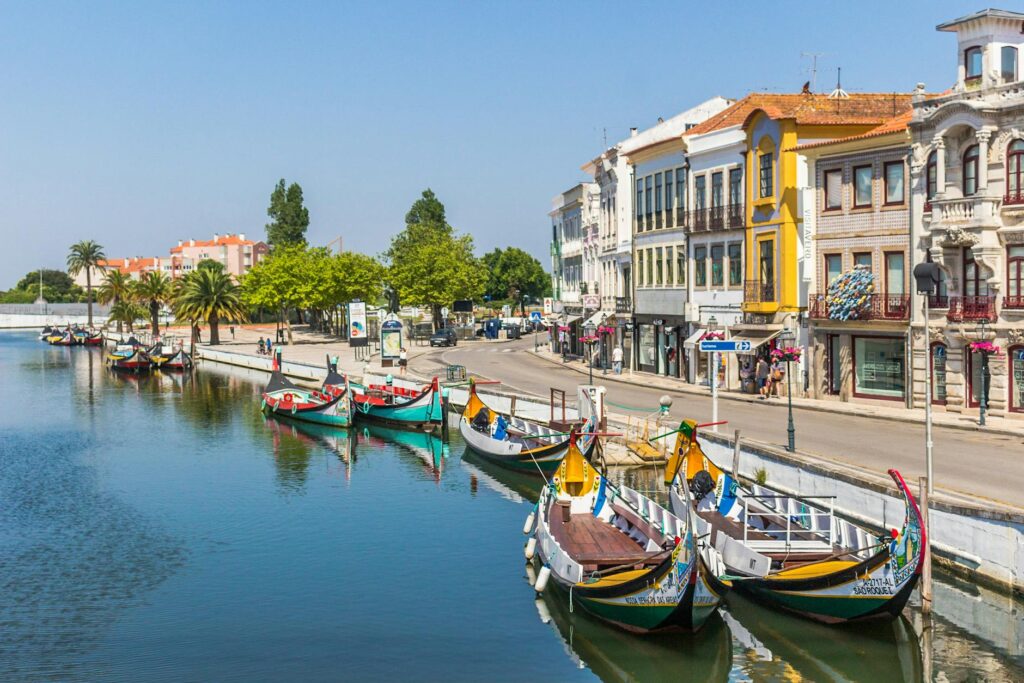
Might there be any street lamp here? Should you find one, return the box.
[600,314,608,376]
[975,318,991,427]
[707,316,719,431]
[583,320,597,385]
[778,327,797,452]
[913,261,940,495]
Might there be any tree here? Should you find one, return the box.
[66,240,106,326]
[386,191,485,329]
[108,300,146,333]
[197,259,225,273]
[6,268,84,303]
[174,267,246,345]
[240,244,311,344]
[97,270,134,332]
[481,247,551,314]
[135,271,173,336]
[265,179,310,248]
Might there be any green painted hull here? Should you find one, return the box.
[263,404,351,428]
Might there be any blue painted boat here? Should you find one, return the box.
[346,377,444,432]
[262,370,352,428]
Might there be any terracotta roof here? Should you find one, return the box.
[790,109,913,151]
[170,233,258,253]
[681,92,914,139]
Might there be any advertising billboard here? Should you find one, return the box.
[348,301,368,347]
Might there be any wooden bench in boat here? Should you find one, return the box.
[698,510,848,566]
[549,506,657,569]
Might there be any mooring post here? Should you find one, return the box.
[919,476,932,615]
[731,429,742,479]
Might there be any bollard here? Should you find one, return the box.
[731,429,742,479]
[919,476,932,615]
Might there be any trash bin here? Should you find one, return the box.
[506,326,521,340]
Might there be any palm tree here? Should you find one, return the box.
[108,300,146,333]
[173,268,246,345]
[97,270,133,332]
[135,271,173,336]
[66,240,106,327]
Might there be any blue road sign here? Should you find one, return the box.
[529,311,542,322]
[699,339,752,353]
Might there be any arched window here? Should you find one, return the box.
[965,46,983,81]
[963,144,980,196]
[926,151,938,208]
[1007,140,1024,203]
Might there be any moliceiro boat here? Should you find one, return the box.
[347,376,444,432]
[665,419,925,624]
[148,343,193,371]
[527,434,729,633]
[106,347,153,372]
[262,361,352,428]
[460,382,597,476]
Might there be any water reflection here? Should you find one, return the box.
[264,414,355,489]
[361,424,448,481]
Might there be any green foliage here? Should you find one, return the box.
[135,271,173,336]
[66,240,106,278]
[386,190,485,322]
[197,259,226,273]
[0,289,38,303]
[173,267,246,345]
[481,247,550,305]
[97,270,133,306]
[754,466,768,485]
[16,269,74,294]
[107,300,147,332]
[6,268,85,303]
[265,179,310,248]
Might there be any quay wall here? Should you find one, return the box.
[0,303,110,328]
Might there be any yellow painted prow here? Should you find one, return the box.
[557,436,599,497]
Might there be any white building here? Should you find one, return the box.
[550,182,599,312]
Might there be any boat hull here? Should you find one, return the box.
[262,387,352,428]
[350,380,443,431]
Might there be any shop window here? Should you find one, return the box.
[827,334,841,395]
[968,350,988,408]
[853,165,873,207]
[1011,346,1024,413]
[931,343,947,405]
[853,336,906,400]
[728,242,742,286]
[695,245,707,287]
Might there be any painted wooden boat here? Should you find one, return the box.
[528,433,729,634]
[347,377,444,432]
[39,326,56,341]
[459,382,597,476]
[665,419,925,624]
[261,370,352,428]
[106,348,153,372]
[151,348,192,371]
[83,332,104,346]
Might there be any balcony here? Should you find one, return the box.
[928,294,949,309]
[1004,295,1024,310]
[926,195,1002,227]
[744,279,775,304]
[947,295,996,322]
[614,297,632,314]
[1005,190,1024,207]
[688,204,744,232]
[808,292,910,321]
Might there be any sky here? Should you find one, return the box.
[0,0,980,288]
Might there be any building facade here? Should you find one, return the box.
[170,233,268,278]
[909,8,1024,418]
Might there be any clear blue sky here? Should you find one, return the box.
[0,1,976,287]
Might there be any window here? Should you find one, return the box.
[695,175,706,210]
[728,242,742,286]
[965,46,983,80]
[711,172,723,208]
[675,168,687,212]
[729,168,743,206]
[655,173,663,213]
[655,247,663,285]
[759,152,773,198]
[665,170,674,211]
[827,334,841,395]
[885,252,905,295]
[636,179,643,218]
[853,165,873,207]
[695,245,707,287]
[926,251,948,305]
[645,176,653,215]
[711,244,724,286]
[637,250,644,286]
[676,246,686,286]
[824,254,842,286]
[963,144,979,196]
[926,151,938,202]
[853,252,872,272]
[884,161,905,205]
[665,246,674,285]
[759,240,774,299]
[964,247,988,297]
[1008,140,1024,201]
[1008,245,1024,302]
[646,248,654,285]
[854,337,906,400]
[932,343,948,405]
[1003,46,1018,82]
[824,169,842,210]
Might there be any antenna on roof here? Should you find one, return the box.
[828,67,849,99]
[801,51,825,92]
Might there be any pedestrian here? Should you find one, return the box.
[257,337,265,355]
[612,345,623,375]
[770,358,785,398]
[756,357,770,399]
[230,325,235,340]
[266,337,273,357]
[399,347,408,376]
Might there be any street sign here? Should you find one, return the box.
[441,306,450,319]
[582,294,600,310]
[529,311,542,322]
[699,339,752,353]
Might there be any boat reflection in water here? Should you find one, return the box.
[264,414,356,487]
[530,570,732,683]
[358,424,448,481]
[460,448,545,504]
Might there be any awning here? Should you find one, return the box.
[729,329,783,355]
[582,311,608,328]
[683,328,706,349]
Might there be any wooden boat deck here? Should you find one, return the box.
[549,504,653,567]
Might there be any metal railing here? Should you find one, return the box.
[744,279,775,304]
[808,292,910,320]
[741,493,837,552]
[947,295,997,322]
[1005,295,1024,310]
[614,297,632,314]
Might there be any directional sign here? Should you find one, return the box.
[699,339,752,353]
[529,311,542,322]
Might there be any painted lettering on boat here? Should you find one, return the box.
[852,577,895,596]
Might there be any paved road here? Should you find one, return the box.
[416,338,1024,509]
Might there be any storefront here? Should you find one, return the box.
[851,335,906,401]
[633,315,686,378]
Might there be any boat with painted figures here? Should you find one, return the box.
[664,418,926,624]
[460,381,597,477]
[49,329,75,346]
[150,346,192,371]
[527,432,729,634]
[39,325,56,341]
[261,363,352,428]
[106,347,153,372]
[345,376,444,432]
[83,331,103,346]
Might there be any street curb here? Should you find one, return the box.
[526,349,1024,439]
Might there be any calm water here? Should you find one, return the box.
[1,329,1021,682]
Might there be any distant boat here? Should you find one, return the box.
[150,346,193,371]
[665,418,925,624]
[528,433,729,633]
[262,369,352,428]
[106,348,153,373]
[460,381,597,477]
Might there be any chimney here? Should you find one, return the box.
[190,239,195,246]
[178,240,183,247]
[214,233,219,241]
[238,232,245,241]
[630,127,637,137]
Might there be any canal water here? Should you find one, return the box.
[1,329,1021,682]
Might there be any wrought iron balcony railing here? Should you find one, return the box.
[946,295,996,322]
[808,292,910,321]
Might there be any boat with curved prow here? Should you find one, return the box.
[261,358,352,428]
[664,418,925,624]
[106,347,153,372]
[460,380,597,476]
[149,343,193,371]
[527,432,729,634]
[346,376,444,432]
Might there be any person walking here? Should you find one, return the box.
[770,358,785,398]
[612,345,623,375]
[399,347,408,376]
[257,337,265,355]
[266,337,273,358]
[756,357,770,399]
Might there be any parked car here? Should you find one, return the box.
[430,328,458,347]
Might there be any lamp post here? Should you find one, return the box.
[707,316,719,431]
[584,320,596,385]
[976,318,990,427]
[778,328,797,452]
[600,314,608,376]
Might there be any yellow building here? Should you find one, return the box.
[737,93,913,344]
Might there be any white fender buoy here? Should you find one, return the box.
[535,598,552,625]
[524,537,537,561]
[525,562,537,586]
[522,511,536,535]
[535,565,551,594]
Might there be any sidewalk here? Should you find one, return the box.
[529,348,1024,439]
